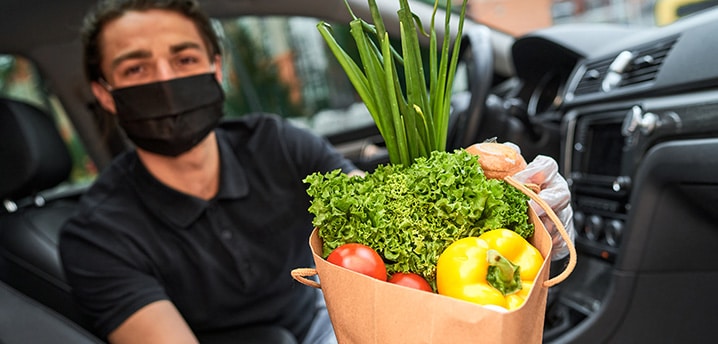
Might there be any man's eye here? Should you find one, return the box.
[122,65,143,77]
[178,56,199,65]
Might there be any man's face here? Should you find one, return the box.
[91,9,221,113]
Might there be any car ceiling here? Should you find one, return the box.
[0,0,458,51]
[0,0,345,52]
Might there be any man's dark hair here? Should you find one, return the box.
[81,0,221,82]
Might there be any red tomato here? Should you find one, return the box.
[327,243,387,281]
[388,272,433,292]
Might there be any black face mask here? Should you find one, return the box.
[110,73,225,157]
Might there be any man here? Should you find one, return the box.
[60,1,359,343]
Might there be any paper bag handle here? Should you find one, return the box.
[503,176,577,288]
[291,268,322,288]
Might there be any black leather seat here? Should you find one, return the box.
[0,279,102,343]
[0,98,100,341]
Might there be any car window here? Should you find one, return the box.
[0,55,97,186]
[216,16,373,136]
[216,15,452,138]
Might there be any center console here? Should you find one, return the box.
[564,107,632,263]
[543,106,634,340]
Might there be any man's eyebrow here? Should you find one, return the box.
[109,42,203,70]
[110,50,152,70]
[170,41,203,54]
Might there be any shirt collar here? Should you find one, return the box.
[214,129,249,200]
[131,131,249,228]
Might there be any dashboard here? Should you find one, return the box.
[511,24,641,116]
[505,7,718,343]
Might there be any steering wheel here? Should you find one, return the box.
[447,24,494,150]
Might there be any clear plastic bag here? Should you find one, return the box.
[512,153,576,260]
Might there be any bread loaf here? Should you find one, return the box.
[465,142,527,179]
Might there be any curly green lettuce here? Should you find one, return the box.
[304,150,532,287]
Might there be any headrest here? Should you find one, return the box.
[0,98,72,200]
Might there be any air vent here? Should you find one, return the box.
[619,35,678,87]
[573,56,613,96]
[572,35,679,97]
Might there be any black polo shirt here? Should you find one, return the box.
[59,114,356,341]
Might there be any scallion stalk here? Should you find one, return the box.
[318,0,468,166]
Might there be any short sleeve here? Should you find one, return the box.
[59,214,167,339]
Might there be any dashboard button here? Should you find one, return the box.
[612,176,631,192]
[573,211,586,233]
[574,211,585,235]
[585,215,604,241]
[604,219,624,246]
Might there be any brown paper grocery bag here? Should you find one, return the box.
[292,176,576,344]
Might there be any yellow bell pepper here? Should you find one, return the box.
[436,229,544,310]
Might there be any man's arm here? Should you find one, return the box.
[107,300,198,344]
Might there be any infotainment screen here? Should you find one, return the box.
[583,121,623,177]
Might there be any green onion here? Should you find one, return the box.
[318,0,468,166]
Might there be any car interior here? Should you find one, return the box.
[1,0,718,343]
[0,98,100,342]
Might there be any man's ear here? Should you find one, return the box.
[212,55,223,84]
[91,81,117,114]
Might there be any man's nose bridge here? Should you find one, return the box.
[156,60,175,81]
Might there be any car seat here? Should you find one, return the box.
[0,278,102,343]
[0,97,96,335]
